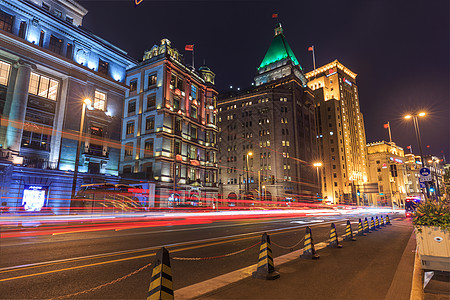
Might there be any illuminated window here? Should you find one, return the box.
[127,101,136,115]
[145,116,155,131]
[28,73,59,100]
[148,74,157,88]
[18,21,27,39]
[129,79,137,92]
[94,90,106,111]
[191,84,197,100]
[0,10,14,33]
[144,139,154,158]
[124,143,133,157]
[126,121,135,136]
[0,61,11,86]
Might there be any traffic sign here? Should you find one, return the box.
[419,168,431,176]
[419,182,426,188]
[419,175,432,182]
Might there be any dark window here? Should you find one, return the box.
[148,74,157,88]
[66,43,73,59]
[49,35,63,55]
[144,140,153,158]
[38,30,44,47]
[42,3,50,11]
[126,121,135,136]
[191,105,197,119]
[18,21,27,39]
[21,130,51,151]
[98,59,109,75]
[147,94,156,109]
[173,97,180,111]
[123,165,132,173]
[174,140,181,155]
[175,117,182,132]
[0,10,14,33]
[127,101,136,115]
[190,125,197,139]
[65,16,73,24]
[145,116,154,131]
[54,9,62,18]
[124,143,133,157]
[129,79,137,92]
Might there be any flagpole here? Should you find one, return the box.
[388,121,392,143]
[192,45,195,70]
[312,45,316,70]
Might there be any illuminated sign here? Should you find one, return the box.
[343,78,352,86]
[22,185,47,212]
[326,71,337,77]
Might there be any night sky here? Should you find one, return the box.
[79,0,449,160]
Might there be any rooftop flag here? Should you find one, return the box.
[185,45,194,51]
[308,46,314,51]
[272,13,278,18]
[384,123,389,129]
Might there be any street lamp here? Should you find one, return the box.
[71,98,91,210]
[404,112,428,198]
[246,151,253,196]
[313,162,322,202]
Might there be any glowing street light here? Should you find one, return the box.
[246,151,253,194]
[313,162,323,201]
[71,98,91,208]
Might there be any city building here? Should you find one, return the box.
[305,60,369,205]
[217,24,318,206]
[0,0,135,213]
[404,153,423,198]
[424,155,445,200]
[121,39,219,208]
[366,141,408,207]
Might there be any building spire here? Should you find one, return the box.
[274,23,283,36]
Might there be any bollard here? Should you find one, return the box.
[300,226,320,259]
[371,217,378,231]
[380,215,385,227]
[386,214,392,225]
[252,232,280,280]
[147,247,174,300]
[344,220,356,241]
[364,217,372,234]
[327,223,343,248]
[375,216,381,229]
[357,218,366,236]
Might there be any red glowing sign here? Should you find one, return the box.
[190,159,200,166]
[174,89,181,96]
[176,154,183,161]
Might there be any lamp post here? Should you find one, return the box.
[313,162,322,202]
[71,98,91,211]
[246,151,253,196]
[404,112,428,199]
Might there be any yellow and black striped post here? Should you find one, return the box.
[300,226,320,259]
[375,216,381,229]
[344,220,356,241]
[380,215,385,227]
[252,232,280,280]
[364,217,371,234]
[386,214,392,225]
[147,247,173,300]
[327,223,343,248]
[357,218,366,236]
[371,217,377,231]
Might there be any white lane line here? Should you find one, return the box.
[0,219,345,272]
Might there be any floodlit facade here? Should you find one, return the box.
[366,141,408,207]
[404,153,423,198]
[0,0,135,213]
[121,39,219,208]
[305,60,368,205]
[218,24,318,206]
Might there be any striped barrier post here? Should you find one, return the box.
[328,223,343,248]
[386,214,392,225]
[371,217,377,231]
[380,215,385,227]
[147,247,174,300]
[376,216,381,229]
[252,232,280,280]
[344,220,356,241]
[300,226,320,259]
[364,217,371,234]
[357,218,366,236]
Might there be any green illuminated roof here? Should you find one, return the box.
[258,25,301,70]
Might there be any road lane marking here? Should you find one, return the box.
[0,219,348,280]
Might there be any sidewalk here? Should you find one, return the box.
[177,218,417,299]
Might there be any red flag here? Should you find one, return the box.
[185,45,194,51]
[407,146,411,149]
[384,123,389,129]
[272,13,278,18]
[308,46,313,51]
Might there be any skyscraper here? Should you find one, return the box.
[218,24,318,207]
[305,60,368,205]
[121,39,219,208]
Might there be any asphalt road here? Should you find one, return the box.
[0,213,398,299]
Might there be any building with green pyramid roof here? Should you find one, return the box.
[255,23,307,87]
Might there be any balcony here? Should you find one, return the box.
[22,157,57,170]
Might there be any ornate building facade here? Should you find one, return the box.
[0,0,135,213]
[306,60,369,205]
[121,39,219,208]
[217,24,318,206]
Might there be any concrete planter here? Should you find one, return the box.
[415,226,450,272]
